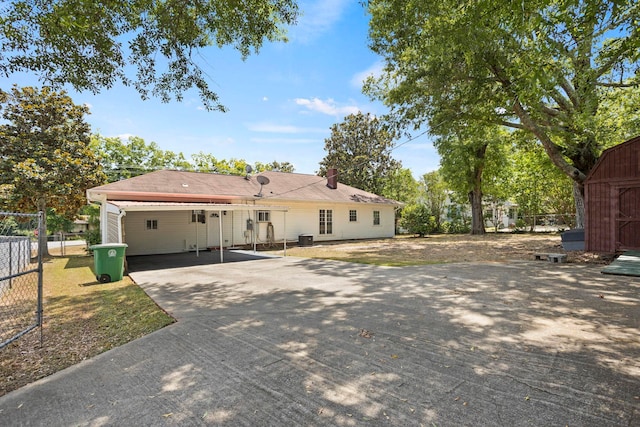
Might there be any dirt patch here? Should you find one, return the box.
[277,233,609,265]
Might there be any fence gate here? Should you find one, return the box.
[0,211,44,349]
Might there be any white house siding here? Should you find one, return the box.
[124,211,208,256]
[120,202,395,256]
[106,211,121,244]
[256,201,395,243]
[207,209,254,247]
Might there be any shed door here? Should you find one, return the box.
[617,186,640,250]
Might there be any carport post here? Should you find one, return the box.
[283,212,287,256]
[253,209,257,253]
[219,209,223,263]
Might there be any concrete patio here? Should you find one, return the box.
[1,256,639,426]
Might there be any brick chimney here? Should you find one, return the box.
[327,168,338,189]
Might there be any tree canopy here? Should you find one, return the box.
[0,85,106,253]
[366,0,640,227]
[318,112,402,195]
[92,135,296,181]
[92,135,191,182]
[0,0,299,111]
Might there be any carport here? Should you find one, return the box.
[107,201,289,263]
[126,249,280,272]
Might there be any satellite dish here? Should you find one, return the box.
[244,164,253,180]
[255,175,270,197]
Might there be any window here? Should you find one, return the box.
[349,210,357,222]
[319,209,333,235]
[257,210,270,222]
[146,219,158,230]
[373,211,380,226]
[191,210,205,224]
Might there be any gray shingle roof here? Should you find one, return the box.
[88,170,400,205]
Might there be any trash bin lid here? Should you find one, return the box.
[89,243,128,249]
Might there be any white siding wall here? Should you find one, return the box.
[256,201,396,243]
[121,202,396,255]
[124,211,208,256]
[106,212,120,244]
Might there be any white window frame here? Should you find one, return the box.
[191,210,206,224]
[349,209,357,222]
[257,210,271,222]
[373,210,380,226]
[146,219,158,230]
[319,209,333,235]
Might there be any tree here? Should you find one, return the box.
[382,167,418,204]
[509,135,574,230]
[190,152,220,173]
[255,161,295,173]
[366,0,640,228]
[436,132,487,235]
[0,0,299,111]
[92,135,191,182]
[419,171,448,233]
[0,86,106,255]
[436,126,510,235]
[381,167,418,233]
[318,112,402,195]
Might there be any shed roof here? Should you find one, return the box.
[585,135,640,183]
[87,170,400,206]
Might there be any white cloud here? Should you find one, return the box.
[294,97,360,117]
[350,61,384,89]
[291,0,351,43]
[250,137,319,145]
[247,121,327,134]
[262,96,269,102]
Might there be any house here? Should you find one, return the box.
[86,169,400,256]
[585,135,640,253]
[71,216,90,234]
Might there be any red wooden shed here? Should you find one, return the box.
[585,135,640,253]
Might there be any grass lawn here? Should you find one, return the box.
[0,247,175,397]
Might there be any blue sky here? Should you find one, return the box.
[2,0,439,178]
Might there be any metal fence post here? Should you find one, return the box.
[37,211,44,346]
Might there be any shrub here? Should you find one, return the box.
[400,204,434,236]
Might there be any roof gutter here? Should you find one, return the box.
[87,190,239,203]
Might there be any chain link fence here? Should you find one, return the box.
[0,211,43,349]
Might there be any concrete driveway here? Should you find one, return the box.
[1,257,639,426]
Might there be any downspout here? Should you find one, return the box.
[117,210,126,244]
[93,193,109,243]
[253,209,257,253]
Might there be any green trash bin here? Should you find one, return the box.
[90,243,128,283]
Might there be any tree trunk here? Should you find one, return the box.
[469,143,487,235]
[469,189,485,235]
[573,181,585,229]
[37,197,50,258]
